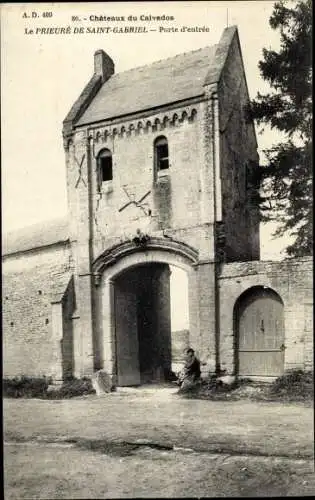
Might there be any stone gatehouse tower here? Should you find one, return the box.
[3,26,312,384]
[62,25,259,384]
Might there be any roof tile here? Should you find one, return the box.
[77,45,218,125]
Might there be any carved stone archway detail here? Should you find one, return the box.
[92,237,199,280]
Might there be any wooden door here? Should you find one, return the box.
[237,288,285,376]
[115,283,141,386]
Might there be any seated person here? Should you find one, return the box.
[178,348,201,389]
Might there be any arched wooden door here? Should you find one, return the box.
[235,287,285,377]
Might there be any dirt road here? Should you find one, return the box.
[4,388,314,498]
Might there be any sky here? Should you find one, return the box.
[1,1,295,261]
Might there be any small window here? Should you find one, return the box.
[155,136,169,173]
[98,149,113,183]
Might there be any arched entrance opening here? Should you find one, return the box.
[111,262,191,386]
[114,262,175,385]
[234,286,285,377]
[93,239,198,386]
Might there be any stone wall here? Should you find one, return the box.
[66,103,212,260]
[61,31,265,380]
[64,97,218,377]
[2,243,72,378]
[2,238,312,381]
[3,30,312,384]
[218,33,260,262]
[218,257,313,375]
[61,276,76,380]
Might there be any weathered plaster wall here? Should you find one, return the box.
[72,103,213,259]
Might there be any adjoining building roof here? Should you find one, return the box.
[76,44,218,126]
[2,217,69,256]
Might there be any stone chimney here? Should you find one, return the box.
[94,50,115,82]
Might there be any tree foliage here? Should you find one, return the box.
[249,0,312,257]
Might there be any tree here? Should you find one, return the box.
[249,0,312,257]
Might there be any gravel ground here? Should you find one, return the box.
[4,389,315,498]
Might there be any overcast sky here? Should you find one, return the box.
[1,1,295,259]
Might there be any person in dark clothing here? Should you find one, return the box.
[178,348,201,389]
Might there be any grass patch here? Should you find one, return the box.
[3,376,96,399]
[268,369,314,401]
[179,370,314,403]
[3,376,51,399]
[47,377,96,399]
[178,375,240,399]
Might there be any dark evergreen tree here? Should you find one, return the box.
[249,0,312,257]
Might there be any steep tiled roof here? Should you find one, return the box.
[2,217,69,256]
[77,44,219,126]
